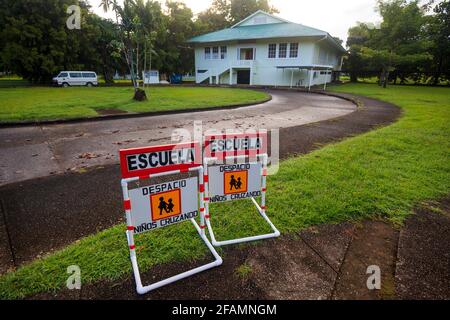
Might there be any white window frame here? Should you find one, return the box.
[205,47,211,60]
[268,44,277,59]
[278,43,287,58]
[212,46,219,60]
[220,46,227,60]
[289,43,299,58]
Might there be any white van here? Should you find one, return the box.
[53,71,98,87]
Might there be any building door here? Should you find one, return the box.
[237,70,250,85]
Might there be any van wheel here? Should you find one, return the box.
[86,82,93,87]
[62,83,69,88]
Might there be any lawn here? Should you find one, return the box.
[0,84,449,299]
[0,86,270,123]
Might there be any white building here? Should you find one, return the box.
[188,11,346,89]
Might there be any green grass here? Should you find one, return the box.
[235,263,253,279]
[0,87,270,122]
[0,84,449,299]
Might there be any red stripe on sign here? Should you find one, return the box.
[204,175,209,183]
[139,175,148,181]
[205,215,211,219]
[127,226,134,231]
[200,208,205,212]
[124,200,131,211]
[130,245,136,250]
[199,184,205,193]
[262,188,267,192]
[262,169,267,177]
[200,225,206,229]
[261,206,267,210]
[204,197,209,202]
[180,168,189,173]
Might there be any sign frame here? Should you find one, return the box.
[203,132,280,247]
[120,143,222,295]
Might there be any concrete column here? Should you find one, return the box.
[290,69,294,88]
[229,68,233,85]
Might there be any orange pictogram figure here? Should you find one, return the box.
[167,199,175,213]
[224,171,248,195]
[158,197,168,215]
[151,189,182,221]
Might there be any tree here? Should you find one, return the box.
[164,1,195,74]
[425,0,450,84]
[229,0,278,25]
[344,23,375,82]
[0,0,86,82]
[345,0,432,87]
[196,0,278,33]
[100,0,147,100]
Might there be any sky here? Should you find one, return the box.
[90,0,383,44]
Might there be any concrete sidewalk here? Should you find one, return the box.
[31,197,450,300]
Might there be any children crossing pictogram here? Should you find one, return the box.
[224,170,248,195]
[150,189,182,221]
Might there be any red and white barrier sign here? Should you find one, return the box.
[119,142,222,295]
[203,131,280,248]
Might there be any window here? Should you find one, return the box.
[220,46,227,59]
[278,43,287,58]
[205,47,211,60]
[212,46,219,59]
[239,48,254,60]
[268,44,276,58]
[289,43,299,58]
[69,72,82,78]
[82,73,96,78]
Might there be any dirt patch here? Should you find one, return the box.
[331,221,399,300]
[96,108,128,116]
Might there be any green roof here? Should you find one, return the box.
[188,22,346,52]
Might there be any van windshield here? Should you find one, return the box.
[58,73,68,78]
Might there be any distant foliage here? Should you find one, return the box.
[344,0,450,86]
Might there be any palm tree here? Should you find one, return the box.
[99,0,146,100]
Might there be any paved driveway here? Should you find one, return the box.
[0,90,356,185]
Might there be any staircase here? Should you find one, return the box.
[196,65,235,85]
